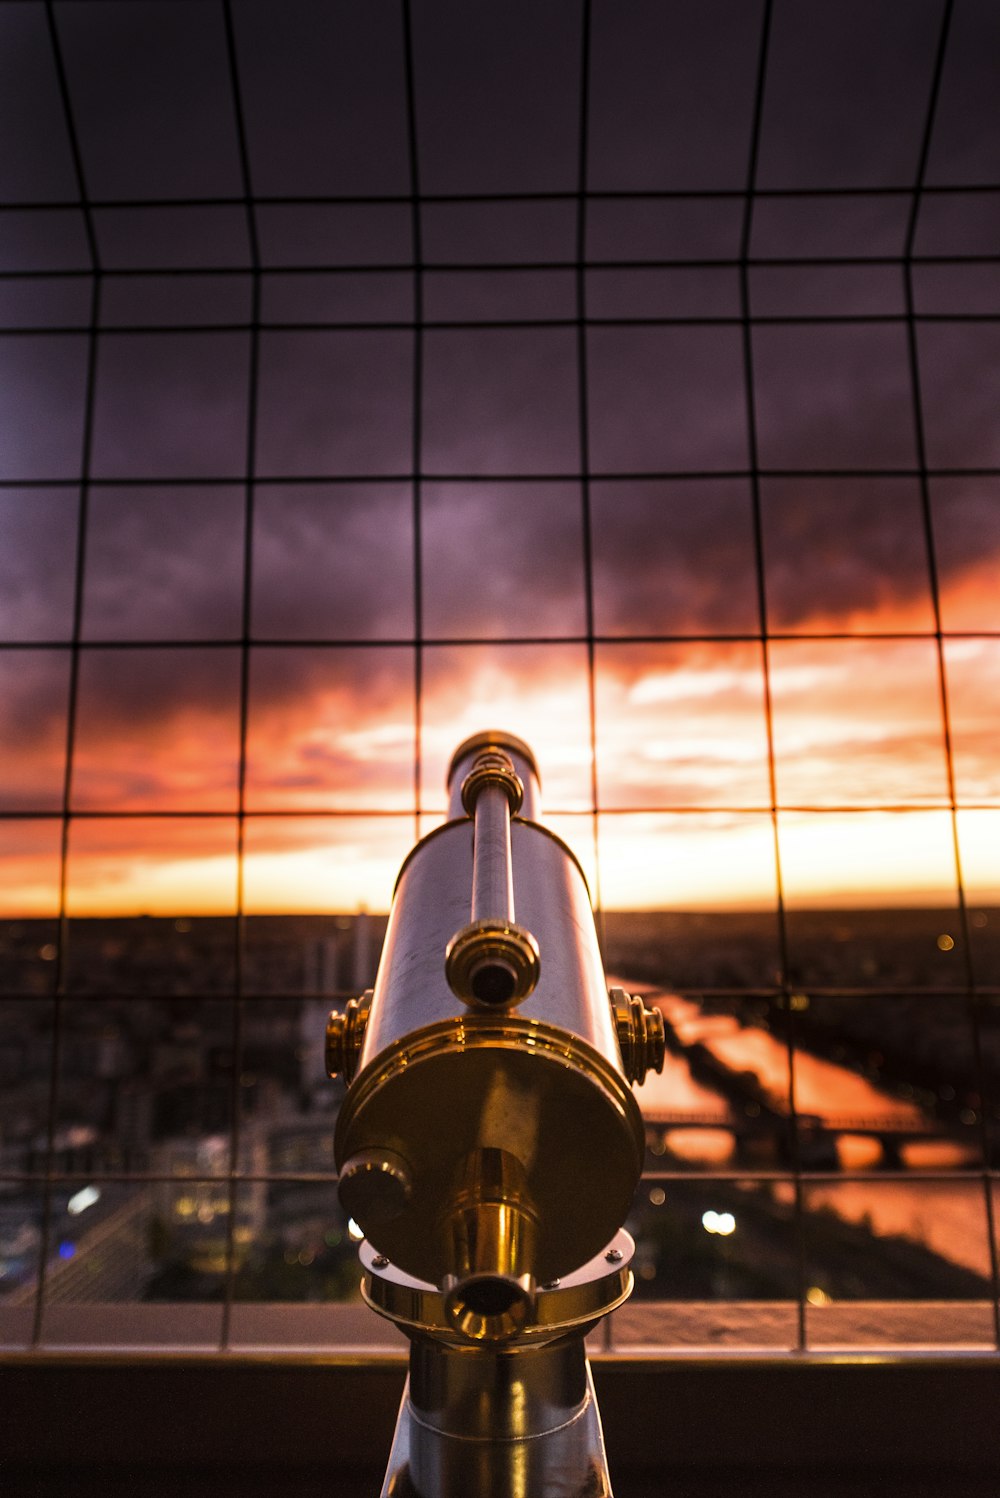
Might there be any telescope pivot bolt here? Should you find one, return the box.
[609,987,666,1085]
[325,990,372,1083]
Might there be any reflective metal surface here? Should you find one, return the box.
[359,819,624,1061]
[380,1364,612,1498]
[329,732,645,1495]
[335,1014,643,1287]
[446,731,540,823]
[325,989,372,1082]
[609,985,666,1085]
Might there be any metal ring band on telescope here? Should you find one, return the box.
[358,1232,635,1345]
[460,750,524,817]
[446,730,541,792]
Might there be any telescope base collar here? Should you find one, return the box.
[379,1361,612,1498]
[359,1229,634,1345]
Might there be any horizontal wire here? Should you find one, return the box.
[2,252,1000,282]
[3,631,1000,650]
[2,468,1000,489]
[2,803,999,819]
[1,1168,996,1188]
[2,181,1000,211]
[1,986,997,1003]
[3,311,1000,335]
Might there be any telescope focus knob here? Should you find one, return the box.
[338,1147,413,1228]
[609,987,666,1085]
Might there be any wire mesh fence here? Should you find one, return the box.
[1,0,999,1351]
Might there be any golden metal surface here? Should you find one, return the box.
[444,919,541,1008]
[335,1014,644,1287]
[441,1148,538,1343]
[336,733,643,1494]
[609,985,666,1085]
[325,989,372,1082]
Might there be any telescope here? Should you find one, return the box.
[326,731,664,1496]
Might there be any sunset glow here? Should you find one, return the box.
[1,556,999,915]
[1,596,998,916]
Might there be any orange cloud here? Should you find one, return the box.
[1,559,999,915]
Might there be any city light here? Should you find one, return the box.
[66,1185,100,1216]
[702,1210,736,1236]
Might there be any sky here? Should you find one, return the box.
[1,0,999,916]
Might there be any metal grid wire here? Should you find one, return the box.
[1,0,999,1351]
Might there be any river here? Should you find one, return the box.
[629,989,993,1281]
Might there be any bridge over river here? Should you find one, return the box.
[631,991,976,1171]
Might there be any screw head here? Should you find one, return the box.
[371,1254,390,1270]
[605,1247,624,1264]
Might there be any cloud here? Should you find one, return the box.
[0,650,70,811]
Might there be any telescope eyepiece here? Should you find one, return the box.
[460,749,524,818]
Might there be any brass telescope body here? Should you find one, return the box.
[327,732,664,1495]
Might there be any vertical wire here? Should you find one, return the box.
[575,0,603,941]
[31,0,103,1350]
[575,0,612,1347]
[8,4,996,1359]
[901,0,1000,1345]
[401,0,424,842]
[220,0,262,1349]
[737,0,808,1350]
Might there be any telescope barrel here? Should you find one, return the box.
[326,730,665,1494]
